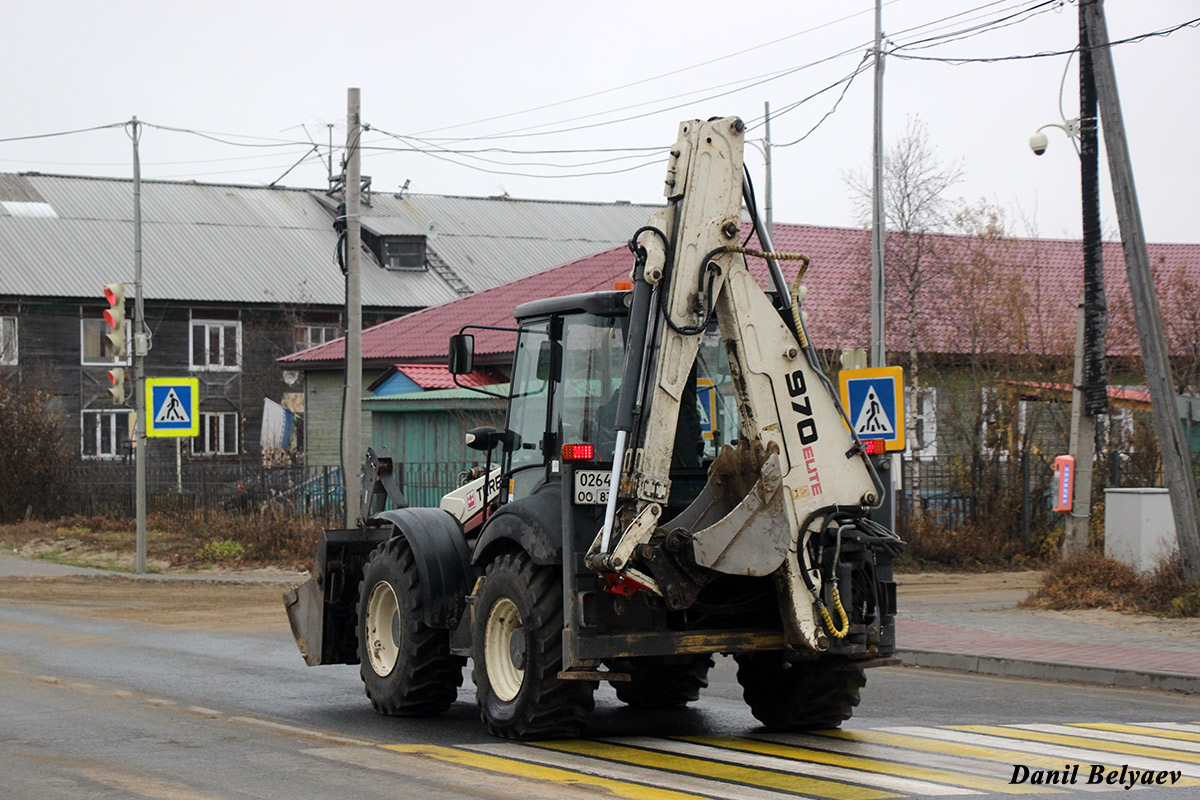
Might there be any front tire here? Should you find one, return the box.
[472,551,594,739]
[356,537,464,716]
[734,653,865,730]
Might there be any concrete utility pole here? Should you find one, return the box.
[1082,0,1200,581]
[343,89,364,528]
[131,117,148,575]
[1062,2,1108,556]
[869,0,886,369]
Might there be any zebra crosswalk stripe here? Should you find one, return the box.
[466,742,815,800]
[364,722,1200,798]
[534,739,896,800]
[953,725,1200,767]
[1019,723,1200,753]
[614,736,981,796]
[1074,722,1200,743]
[883,726,1200,780]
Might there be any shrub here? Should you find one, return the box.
[1023,551,1200,617]
[0,382,73,523]
[196,538,246,564]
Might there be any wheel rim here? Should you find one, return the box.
[365,580,401,676]
[484,597,525,702]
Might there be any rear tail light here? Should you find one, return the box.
[561,443,595,462]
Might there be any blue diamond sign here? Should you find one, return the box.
[145,378,199,438]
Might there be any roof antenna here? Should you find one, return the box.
[397,179,410,199]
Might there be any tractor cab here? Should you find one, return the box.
[452,289,739,520]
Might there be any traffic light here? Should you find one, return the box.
[107,367,126,405]
[103,283,127,358]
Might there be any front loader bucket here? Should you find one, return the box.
[283,578,325,666]
[282,527,392,666]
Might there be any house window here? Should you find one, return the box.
[0,316,16,365]
[81,317,129,366]
[380,237,426,271]
[191,319,241,371]
[193,412,239,455]
[905,386,938,458]
[82,409,133,459]
[294,324,338,352]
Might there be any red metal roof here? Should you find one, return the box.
[394,363,500,389]
[281,222,1200,366]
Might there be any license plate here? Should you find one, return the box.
[573,469,611,505]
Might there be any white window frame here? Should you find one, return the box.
[80,317,131,367]
[193,411,239,456]
[905,386,938,459]
[190,317,242,372]
[81,409,133,459]
[0,316,16,365]
[294,324,338,353]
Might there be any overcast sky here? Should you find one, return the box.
[3,1,1196,243]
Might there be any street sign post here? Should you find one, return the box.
[145,377,199,438]
[839,366,906,452]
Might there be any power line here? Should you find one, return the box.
[0,122,126,144]
[412,0,907,137]
[888,15,1200,63]
[775,56,874,147]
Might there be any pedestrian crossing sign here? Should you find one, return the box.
[839,366,905,452]
[145,378,199,438]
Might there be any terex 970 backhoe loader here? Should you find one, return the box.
[285,116,903,739]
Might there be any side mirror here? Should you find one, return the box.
[449,333,475,374]
[466,426,510,452]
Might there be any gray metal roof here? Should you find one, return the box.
[0,173,661,308]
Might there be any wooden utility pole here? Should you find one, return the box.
[343,89,363,528]
[1082,0,1200,581]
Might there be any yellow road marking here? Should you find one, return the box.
[382,744,716,800]
[1069,723,1200,744]
[681,736,1032,794]
[952,725,1200,765]
[535,740,897,800]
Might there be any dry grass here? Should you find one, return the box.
[897,514,1056,571]
[0,505,323,572]
[1022,551,1200,617]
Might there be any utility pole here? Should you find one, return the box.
[869,0,886,369]
[343,89,364,528]
[763,101,774,241]
[131,117,148,575]
[1082,0,1200,581]
[1062,2,1108,556]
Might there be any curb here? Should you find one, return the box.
[896,648,1200,694]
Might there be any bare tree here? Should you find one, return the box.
[848,116,962,516]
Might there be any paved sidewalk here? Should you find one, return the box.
[895,571,1200,693]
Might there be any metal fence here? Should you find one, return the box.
[55,458,483,522]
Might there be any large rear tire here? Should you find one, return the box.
[472,551,594,739]
[607,654,714,708]
[356,537,464,716]
[734,653,865,730]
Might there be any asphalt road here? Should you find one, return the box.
[2,580,1199,800]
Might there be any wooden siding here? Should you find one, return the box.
[303,369,381,468]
